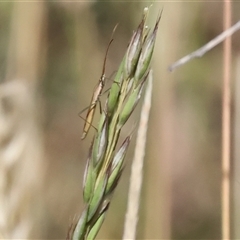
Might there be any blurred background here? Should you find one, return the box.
[0,1,240,239]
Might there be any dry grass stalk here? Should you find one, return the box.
[233,54,240,239]
[169,18,240,72]
[123,69,153,240]
[68,7,161,240]
[222,1,232,239]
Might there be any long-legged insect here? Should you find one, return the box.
[80,32,115,140]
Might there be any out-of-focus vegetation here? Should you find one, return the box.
[0,1,240,239]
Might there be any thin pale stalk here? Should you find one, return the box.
[222,1,232,239]
[123,70,153,240]
[233,55,240,239]
[169,17,240,72]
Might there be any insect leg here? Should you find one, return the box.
[79,113,98,132]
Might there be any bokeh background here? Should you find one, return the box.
[0,1,240,239]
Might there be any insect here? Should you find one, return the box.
[80,30,116,140]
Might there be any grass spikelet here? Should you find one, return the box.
[69,7,161,240]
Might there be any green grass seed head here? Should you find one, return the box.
[70,8,161,240]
